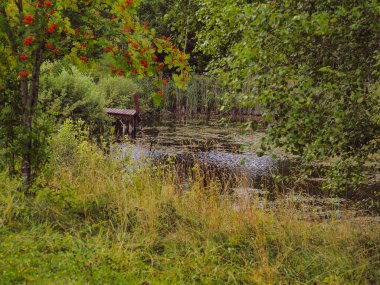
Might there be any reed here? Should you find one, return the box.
[139,75,225,115]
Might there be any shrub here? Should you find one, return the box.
[39,62,108,135]
[97,76,141,109]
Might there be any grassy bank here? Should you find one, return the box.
[0,123,379,284]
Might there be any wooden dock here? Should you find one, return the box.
[104,93,141,138]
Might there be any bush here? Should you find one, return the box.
[97,75,141,109]
[39,62,108,135]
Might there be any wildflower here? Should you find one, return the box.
[44,1,53,6]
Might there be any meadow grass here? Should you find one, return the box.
[0,122,379,284]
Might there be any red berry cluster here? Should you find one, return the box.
[22,15,34,25]
[47,22,58,33]
[45,42,54,50]
[23,36,35,46]
[45,42,60,55]
[19,71,30,78]
[140,60,148,68]
[20,53,29,61]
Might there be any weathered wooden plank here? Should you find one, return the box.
[104,108,137,116]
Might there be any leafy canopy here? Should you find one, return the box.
[0,0,191,95]
[196,0,380,190]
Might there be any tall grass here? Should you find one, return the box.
[0,121,379,284]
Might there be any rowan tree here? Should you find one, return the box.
[0,0,190,187]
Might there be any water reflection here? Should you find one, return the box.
[136,117,267,155]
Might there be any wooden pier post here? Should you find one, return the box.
[104,93,141,139]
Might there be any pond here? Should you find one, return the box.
[116,116,369,219]
[116,115,380,217]
[120,116,291,188]
[137,116,266,154]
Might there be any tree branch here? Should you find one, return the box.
[30,41,45,111]
[15,0,23,13]
[0,7,18,58]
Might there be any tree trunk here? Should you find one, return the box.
[21,45,44,189]
[20,79,32,188]
[2,6,44,189]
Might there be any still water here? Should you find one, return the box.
[119,116,353,219]
[137,117,265,154]
[122,116,290,183]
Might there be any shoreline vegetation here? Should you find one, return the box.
[1,122,379,284]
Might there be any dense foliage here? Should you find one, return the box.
[39,63,107,133]
[196,0,380,191]
[138,0,210,72]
